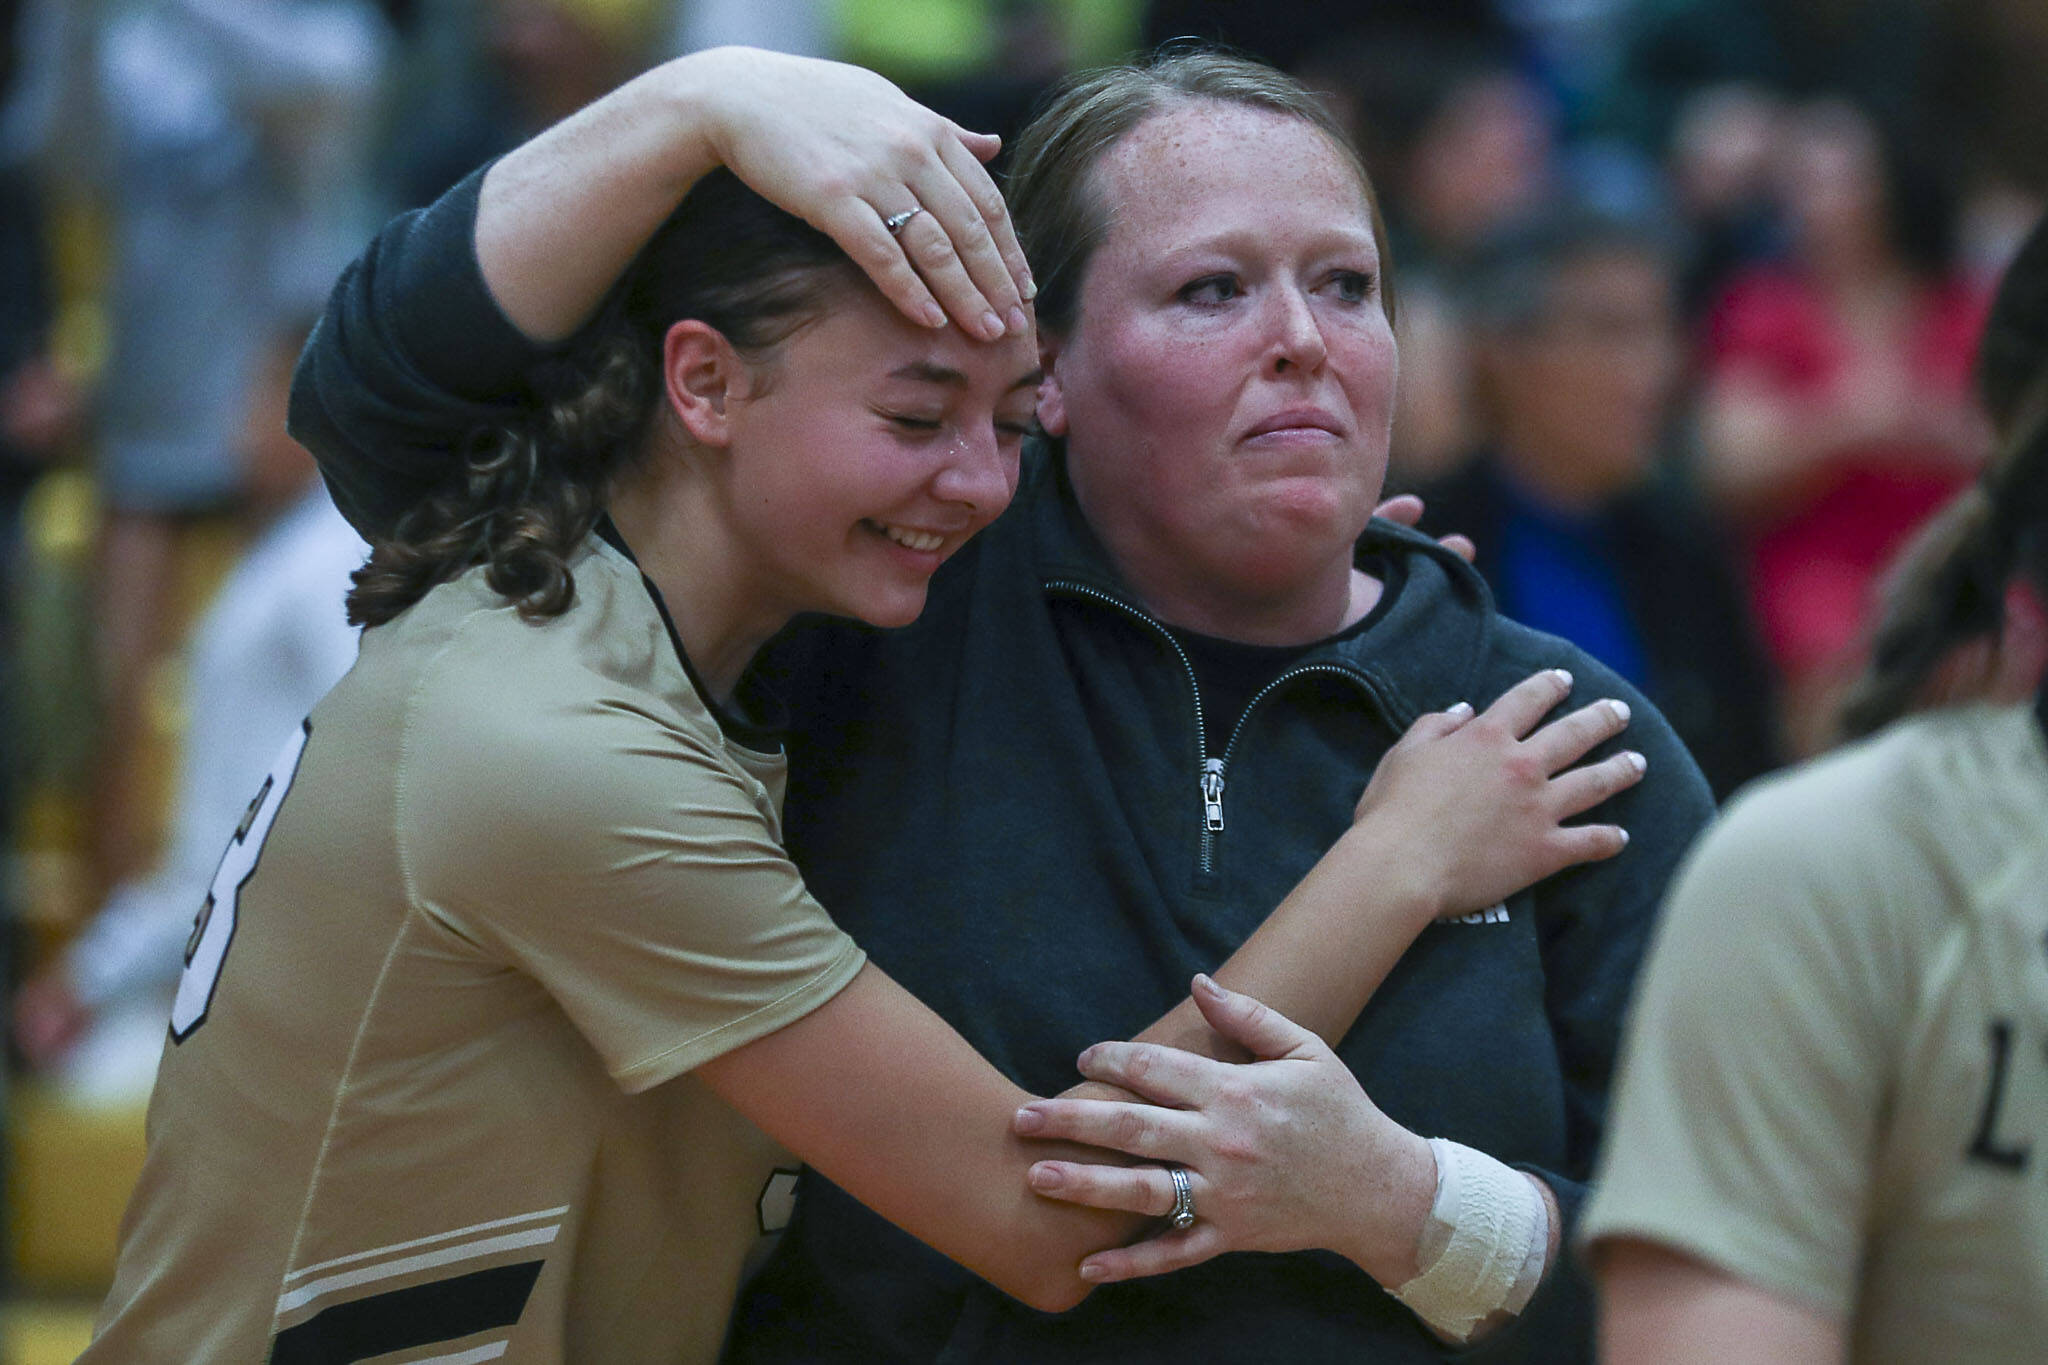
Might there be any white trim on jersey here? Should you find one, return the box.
[282,1204,570,1284]
[413,1343,511,1365]
[276,1223,563,1316]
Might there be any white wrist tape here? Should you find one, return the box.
[1390,1138,1550,1343]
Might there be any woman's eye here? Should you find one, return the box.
[884,413,942,433]
[1328,270,1376,303]
[1176,274,1240,306]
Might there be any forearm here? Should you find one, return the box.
[1130,817,1436,1064]
[697,964,1147,1312]
[476,56,729,342]
[1126,669,1641,1065]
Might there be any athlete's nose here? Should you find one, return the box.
[933,423,1018,520]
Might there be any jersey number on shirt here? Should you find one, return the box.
[171,720,312,1042]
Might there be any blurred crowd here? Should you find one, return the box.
[0,0,2042,1164]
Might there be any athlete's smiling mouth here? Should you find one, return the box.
[867,521,946,553]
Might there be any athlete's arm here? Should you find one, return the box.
[1125,667,1637,1063]
[474,46,1029,346]
[1595,1240,1844,1364]
[693,963,1116,1312]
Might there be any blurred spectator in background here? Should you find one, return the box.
[1418,203,1782,800]
[49,0,388,900]
[1139,0,1506,74]
[1,0,85,908]
[0,1,78,567]
[1663,83,1784,320]
[1697,96,1991,754]
[13,322,365,1106]
[671,0,831,59]
[382,0,669,210]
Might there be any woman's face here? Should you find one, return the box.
[711,283,1040,630]
[1038,101,1397,637]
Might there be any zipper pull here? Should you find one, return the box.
[1201,758,1226,832]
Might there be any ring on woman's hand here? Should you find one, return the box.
[882,206,925,236]
[1167,1166,1197,1230]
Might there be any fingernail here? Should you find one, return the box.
[1617,827,1631,846]
[1029,1163,1063,1190]
[981,310,1004,340]
[1014,1106,1044,1134]
[1077,1045,1099,1069]
[1626,750,1647,774]
[1447,701,1474,717]
[922,302,947,328]
[1607,699,1630,724]
[1079,1262,1107,1282]
[1552,668,1574,689]
[1022,272,1038,301]
[1007,306,1030,335]
[1194,972,1225,1000]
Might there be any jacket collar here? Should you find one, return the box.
[1017,440,1499,725]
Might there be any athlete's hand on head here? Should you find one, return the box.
[1357,668,1645,927]
[693,47,1033,341]
[1014,975,1435,1288]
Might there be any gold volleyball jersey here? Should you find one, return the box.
[84,534,865,1365]
[1585,702,2048,1361]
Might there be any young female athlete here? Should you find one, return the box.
[1585,212,2048,1361]
[83,49,1646,1364]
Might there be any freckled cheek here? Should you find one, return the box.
[1339,335,1399,425]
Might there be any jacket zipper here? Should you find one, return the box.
[1048,581,1386,878]
[1047,581,1216,868]
[1202,663,1385,863]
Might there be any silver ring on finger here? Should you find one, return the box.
[1167,1165,1196,1231]
[882,205,926,236]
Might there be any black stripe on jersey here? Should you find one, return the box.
[267,1259,544,1364]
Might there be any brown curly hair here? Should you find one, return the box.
[347,168,860,627]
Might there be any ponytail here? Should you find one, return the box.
[1840,370,2048,738]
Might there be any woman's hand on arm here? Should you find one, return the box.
[475,46,1030,344]
[1132,667,1644,1064]
[1016,979,1564,1344]
[690,962,1138,1314]
[1014,975,1435,1287]
[1596,1239,1844,1364]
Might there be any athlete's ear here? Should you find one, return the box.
[663,319,745,447]
[1034,326,1069,439]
